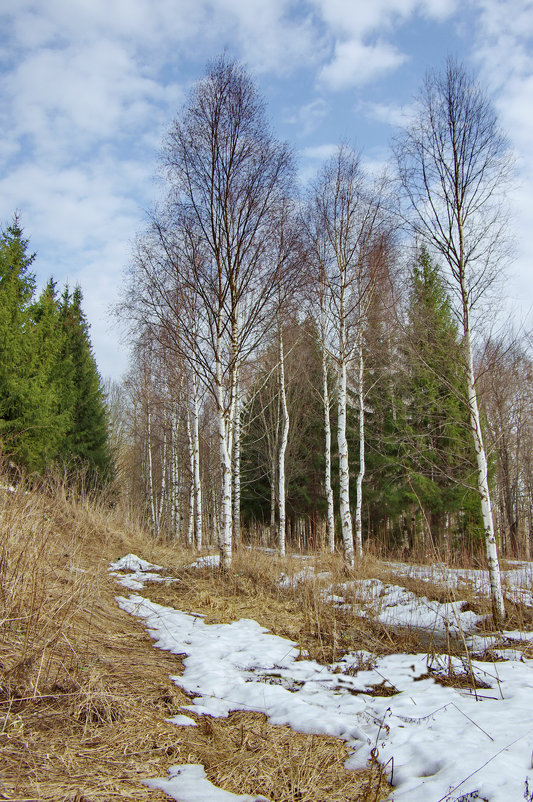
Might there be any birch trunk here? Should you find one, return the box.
[322,344,335,553]
[158,424,168,535]
[186,410,195,548]
[216,343,233,569]
[465,326,505,626]
[338,355,354,569]
[270,455,277,544]
[170,408,181,540]
[146,400,158,536]
[192,374,203,550]
[354,334,365,558]
[278,329,289,557]
[232,382,242,544]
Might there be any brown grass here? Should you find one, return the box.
[0,479,390,801]
[147,548,474,665]
[8,474,529,800]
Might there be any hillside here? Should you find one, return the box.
[3,477,533,801]
[0,479,387,801]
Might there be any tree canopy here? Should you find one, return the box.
[0,216,112,482]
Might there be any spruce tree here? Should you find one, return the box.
[0,215,39,469]
[28,279,73,468]
[0,216,112,480]
[399,248,478,546]
[60,285,112,483]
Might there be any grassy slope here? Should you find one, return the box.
[0,480,390,802]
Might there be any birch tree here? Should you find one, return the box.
[161,57,293,568]
[307,146,387,568]
[394,58,513,626]
[121,58,293,566]
[313,275,336,553]
[320,330,336,553]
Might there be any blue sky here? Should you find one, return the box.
[1,0,532,380]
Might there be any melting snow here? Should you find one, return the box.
[145,764,269,801]
[109,554,163,572]
[113,555,533,801]
[108,553,176,590]
[187,555,221,569]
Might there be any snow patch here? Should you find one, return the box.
[187,555,220,569]
[144,764,269,801]
[108,553,177,591]
[109,553,162,572]
[165,714,198,727]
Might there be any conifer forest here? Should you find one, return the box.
[0,215,111,483]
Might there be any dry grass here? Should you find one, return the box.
[0,477,190,801]
[0,480,390,801]
[8,474,529,800]
[148,548,468,664]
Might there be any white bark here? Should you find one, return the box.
[232,384,242,544]
[170,407,181,539]
[270,454,277,543]
[465,327,505,626]
[278,329,289,557]
[322,343,335,553]
[158,423,168,533]
[338,354,354,569]
[146,400,158,535]
[354,333,365,558]
[216,341,233,569]
[192,373,203,550]
[186,410,195,549]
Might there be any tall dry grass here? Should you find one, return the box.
[0,477,391,801]
[0,473,190,800]
[0,480,87,703]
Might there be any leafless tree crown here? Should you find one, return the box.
[394,58,514,309]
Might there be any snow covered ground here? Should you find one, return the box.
[110,554,533,802]
[383,559,533,607]
[109,553,178,591]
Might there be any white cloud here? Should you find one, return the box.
[419,0,459,20]
[310,0,460,90]
[213,0,320,73]
[300,143,339,161]
[5,43,164,153]
[311,0,457,33]
[359,99,416,127]
[286,99,329,136]
[320,38,407,90]
[467,0,533,324]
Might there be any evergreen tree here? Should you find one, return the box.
[0,215,112,480]
[361,287,406,541]
[398,248,479,546]
[59,285,112,483]
[27,279,73,467]
[361,248,482,551]
[0,215,40,469]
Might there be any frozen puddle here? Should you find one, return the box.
[117,591,533,802]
